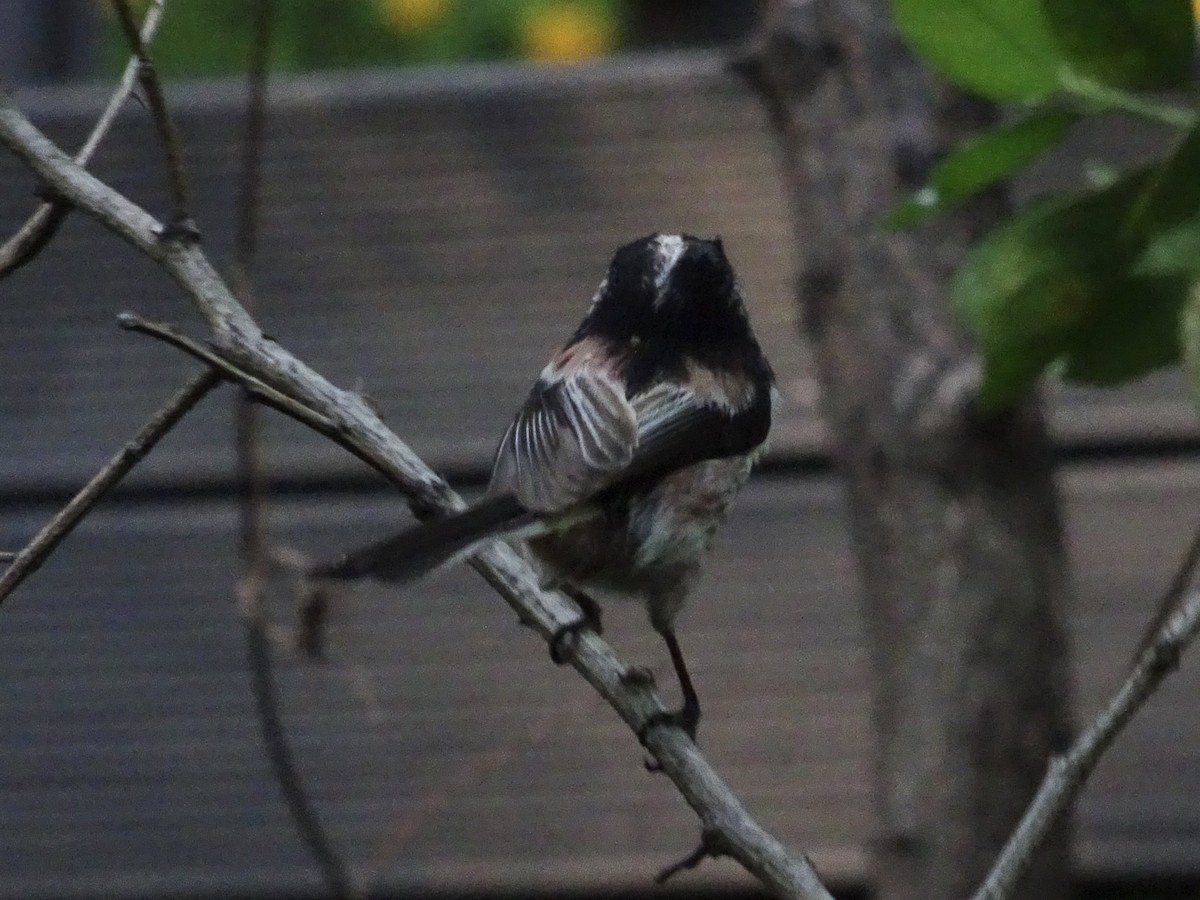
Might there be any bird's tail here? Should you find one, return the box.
[312,494,538,584]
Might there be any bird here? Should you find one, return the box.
[314,233,775,740]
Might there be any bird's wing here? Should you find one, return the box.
[491,371,772,513]
[313,372,773,584]
[621,380,772,486]
[489,370,638,512]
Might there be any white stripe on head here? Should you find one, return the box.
[584,276,608,314]
[651,234,687,306]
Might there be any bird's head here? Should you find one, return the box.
[578,233,750,347]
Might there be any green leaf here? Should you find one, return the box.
[954,175,1147,410]
[1061,275,1190,384]
[1043,0,1194,90]
[956,178,1141,337]
[1123,121,1200,241]
[891,0,1064,100]
[885,108,1077,229]
[974,334,1064,412]
[958,120,1200,410]
[1135,215,1200,276]
[1181,282,1200,412]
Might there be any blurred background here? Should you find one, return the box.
[4,3,1200,900]
[1,0,764,84]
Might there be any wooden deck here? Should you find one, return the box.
[1,53,1199,898]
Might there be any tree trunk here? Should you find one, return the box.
[741,3,1075,898]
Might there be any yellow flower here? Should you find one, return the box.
[520,4,615,62]
[375,0,451,34]
[1194,0,1200,22]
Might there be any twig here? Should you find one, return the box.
[118,314,323,420]
[656,828,728,883]
[239,574,358,898]
[0,369,220,607]
[116,313,411,495]
[233,0,271,564]
[233,0,272,279]
[0,0,167,278]
[0,96,832,900]
[110,0,197,239]
[227,1,355,894]
[1129,519,1200,665]
[974,588,1200,900]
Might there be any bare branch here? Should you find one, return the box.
[118,314,324,420]
[975,588,1200,900]
[0,97,832,900]
[0,0,167,278]
[1128,519,1200,665]
[117,313,413,494]
[976,514,1200,895]
[0,369,220,606]
[110,0,197,238]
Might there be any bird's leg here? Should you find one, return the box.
[639,625,701,741]
[548,586,604,664]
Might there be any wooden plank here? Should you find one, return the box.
[3,460,1200,895]
[1,57,1195,495]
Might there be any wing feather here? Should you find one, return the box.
[622,380,772,486]
[490,370,637,512]
[490,362,771,513]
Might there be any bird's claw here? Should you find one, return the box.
[548,615,591,664]
[638,706,700,741]
[638,704,701,772]
[547,589,604,664]
[619,665,655,687]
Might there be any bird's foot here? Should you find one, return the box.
[619,665,655,688]
[638,704,700,744]
[547,589,603,664]
[548,617,589,664]
[638,702,701,772]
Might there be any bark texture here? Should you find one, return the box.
[741,3,1075,898]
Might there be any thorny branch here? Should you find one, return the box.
[0,92,832,900]
[0,0,167,278]
[0,370,221,607]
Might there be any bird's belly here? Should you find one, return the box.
[527,456,753,601]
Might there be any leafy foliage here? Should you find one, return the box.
[1042,0,1194,91]
[890,0,1199,412]
[1137,216,1200,278]
[886,108,1078,229]
[890,0,1062,100]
